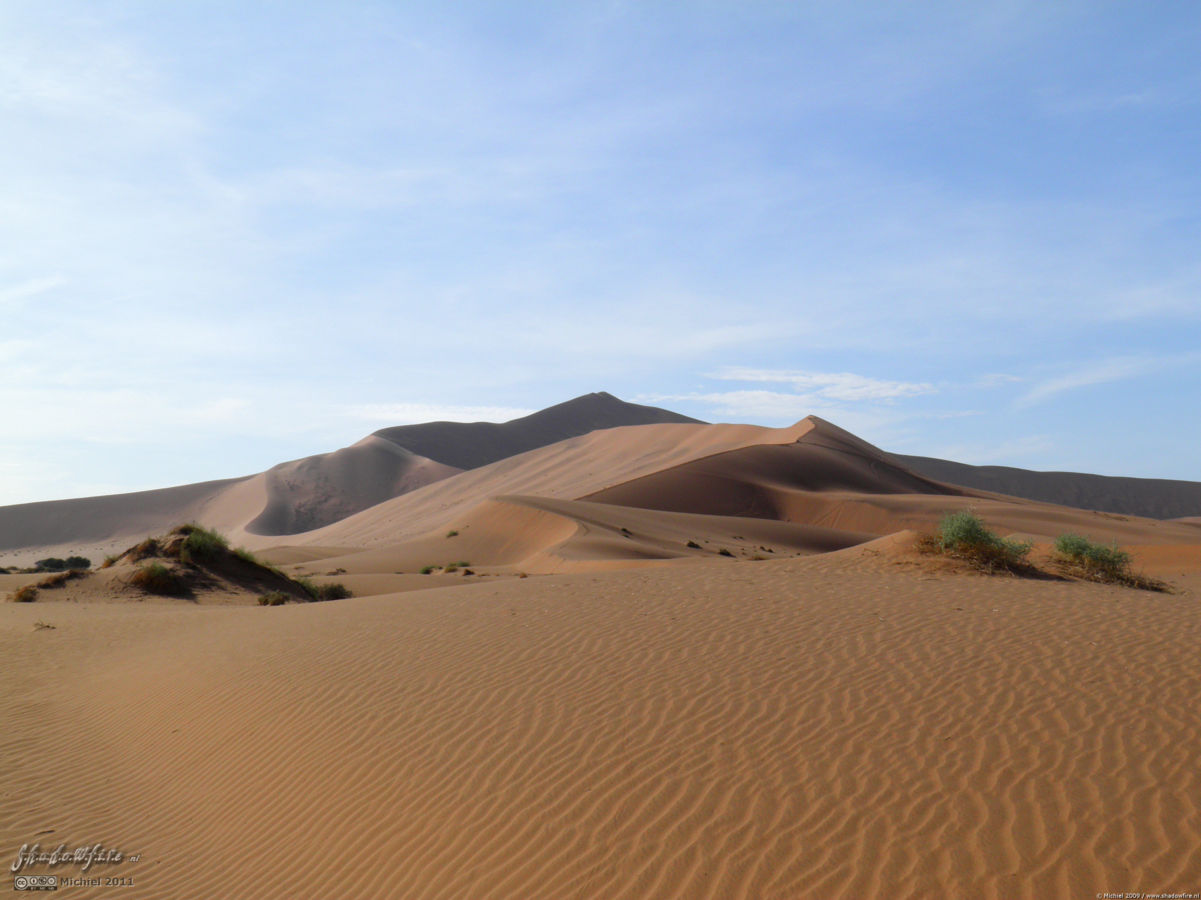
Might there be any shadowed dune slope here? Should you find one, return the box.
[895,453,1201,519]
[4,554,1200,899]
[246,436,462,535]
[373,391,703,470]
[585,416,969,521]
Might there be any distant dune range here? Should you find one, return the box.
[2,394,1201,572]
[895,452,1201,521]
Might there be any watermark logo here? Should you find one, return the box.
[13,874,57,891]
[11,842,140,875]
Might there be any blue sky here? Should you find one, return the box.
[2,1,1199,504]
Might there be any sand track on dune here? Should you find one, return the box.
[4,557,1200,899]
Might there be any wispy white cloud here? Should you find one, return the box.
[1017,356,1161,407]
[0,275,67,306]
[711,367,935,401]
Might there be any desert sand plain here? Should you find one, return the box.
[2,396,1199,899]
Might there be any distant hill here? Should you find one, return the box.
[373,391,704,470]
[893,454,1201,520]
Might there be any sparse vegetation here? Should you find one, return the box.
[101,554,119,569]
[718,548,734,558]
[1054,534,1167,591]
[420,565,437,575]
[234,547,261,565]
[444,564,459,573]
[179,525,228,564]
[453,560,470,568]
[446,530,459,538]
[686,540,701,549]
[11,585,38,603]
[461,569,474,576]
[258,591,292,606]
[130,563,188,596]
[932,511,1033,573]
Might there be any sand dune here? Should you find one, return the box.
[4,551,1200,899]
[284,419,815,550]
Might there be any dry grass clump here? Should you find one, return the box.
[11,585,38,603]
[130,562,188,596]
[1054,534,1168,592]
[127,538,161,563]
[258,591,293,606]
[37,570,87,589]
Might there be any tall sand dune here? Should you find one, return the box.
[0,393,703,562]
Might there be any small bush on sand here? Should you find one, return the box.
[1054,534,1166,591]
[933,511,1033,573]
[446,530,459,538]
[314,582,352,601]
[130,563,187,596]
[101,554,119,569]
[258,591,292,606]
[718,548,734,557]
[35,556,90,572]
[686,540,701,549]
[11,585,38,603]
[420,565,437,575]
[179,525,228,564]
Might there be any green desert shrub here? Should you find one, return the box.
[179,525,228,564]
[1052,533,1164,590]
[1054,534,1130,576]
[258,591,292,606]
[130,563,187,596]
[935,511,1032,572]
[420,565,437,575]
